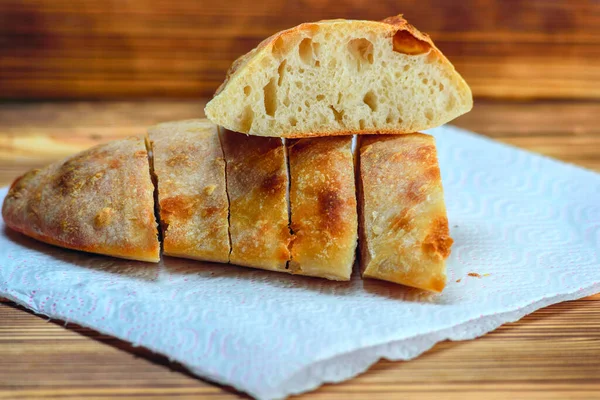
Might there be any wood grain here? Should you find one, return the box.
[0,100,599,399]
[1,99,599,187]
[1,0,599,100]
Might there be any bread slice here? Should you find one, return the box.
[288,136,357,280]
[358,133,453,292]
[2,137,160,262]
[148,120,230,263]
[205,15,472,138]
[220,130,292,271]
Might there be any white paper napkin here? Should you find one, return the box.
[1,125,599,399]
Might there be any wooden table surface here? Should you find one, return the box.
[3,0,600,101]
[1,99,599,399]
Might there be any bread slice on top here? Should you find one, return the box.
[148,120,230,263]
[288,136,357,281]
[358,133,453,292]
[2,137,160,262]
[205,15,472,138]
[220,130,293,272]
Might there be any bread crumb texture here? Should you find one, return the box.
[205,15,472,137]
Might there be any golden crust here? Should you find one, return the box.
[148,119,230,263]
[2,137,160,262]
[358,133,452,292]
[288,136,357,281]
[220,130,292,272]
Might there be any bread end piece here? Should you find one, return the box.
[205,14,472,138]
[358,133,452,292]
[2,137,161,263]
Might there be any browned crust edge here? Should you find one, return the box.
[3,209,160,263]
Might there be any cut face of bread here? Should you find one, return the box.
[148,120,230,263]
[2,137,160,262]
[220,130,293,271]
[288,136,357,280]
[358,133,453,292]
[205,15,472,138]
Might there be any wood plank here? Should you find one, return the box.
[1,0,600,100]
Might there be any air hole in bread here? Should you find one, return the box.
[329,105,344,123]
[359,119,366,130]
[392,30,431,55]
[348,38,374,71]
[316,94,325,101]
[438,82,445,91]
[299,38,314,64]
[272,36,286,57]
[263,78,277,117]
[289,117,298,127]
[315,60,320,67]
[277,60,287,86]
[386,116,393,124]
[239,106,254,131]
[304,100,310,108]
[425,109,434,121]
[397,105,404,123]
[283,96,291,107]
[404,64,411,71]
[295,81,303,89]
[422,78,429,85]
[445,96,456,112]
[363,91,378,112]
[426,51,438,64]
[312,41,321,58]
[243,86,252,96]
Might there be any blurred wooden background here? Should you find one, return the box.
[1,0,599,100]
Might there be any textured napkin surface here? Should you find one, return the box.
[1,126,599,399]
